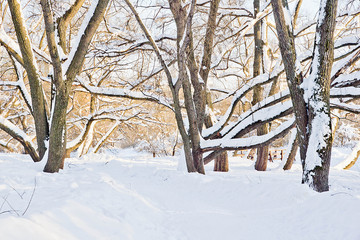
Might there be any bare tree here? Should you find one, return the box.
[4,0,110,172]
[271,0,338,191]
[0,0,359,187]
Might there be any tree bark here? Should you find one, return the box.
[253,0,269,171]
[283,132,299,170]
[124,0,197,172]
[199,0,229,172]
[302,0,337,192]
[8,0,49,160]
[41,0,110,172]
[213,152,229,172]
[56,0,86,54]
[271,0,337,192]
[169,0,205,174]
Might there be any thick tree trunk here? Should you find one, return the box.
[42,0,110,172]
[271,0,337,192]
[213,151,229,172]
[44,86,68,172]
[300,0,337,192]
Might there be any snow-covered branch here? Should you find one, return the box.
[330,101,360,114]
[0,116,39,162]
[220,96,292,139]
[203,68,284,138]
[76,77,173,110]
[202,118,295,153]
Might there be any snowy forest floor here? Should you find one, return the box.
[0,148,360,240]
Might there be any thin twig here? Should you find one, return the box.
[22,178,36,216]
[2,196,20,216]
[0,194,9,212]
[8,184,25,199]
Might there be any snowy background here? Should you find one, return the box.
[0,148,359,240]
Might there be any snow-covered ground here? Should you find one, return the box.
[0,148,359,240]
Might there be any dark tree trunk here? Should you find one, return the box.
[41,0,110,172]
[300,0,337,192]
[214,151,229,172]
[8,0,49,160]
[124,0,197,173]
[253,0,269,171]
[283,133,299,170]
[44,86,68,172]
[200,0,229,172]
[271,0,337,192]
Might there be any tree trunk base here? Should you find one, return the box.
[255,146,268,171]
[214,151,228,172]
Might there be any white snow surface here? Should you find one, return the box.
[0,148,360,240]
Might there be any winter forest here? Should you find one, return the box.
[0,0,360,239]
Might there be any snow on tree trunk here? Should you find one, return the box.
[42,0,110,172]
[199,0,228,172]
[301,0,337,192]
[271,0,337,192]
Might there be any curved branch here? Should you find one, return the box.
[57,0,86,54]
[76,77,173,110]
[202,118,296,163]
[0,116,39,162]
[202,68,284,138]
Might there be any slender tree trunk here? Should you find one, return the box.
[187,30,205,131]
[253,0,269,171]
[271,0,308,173]
[124,0,197,173]
[283,132,299,170]
[44,85,69,172]
[8,0,49,160]
[204,94,229,172]
[213,152,229,172]
[199,0,229,172]
[170,0,205,174]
